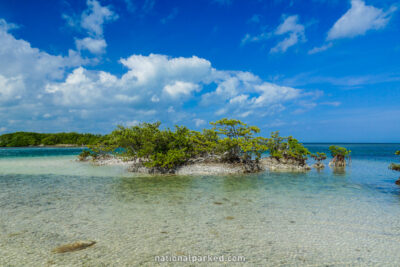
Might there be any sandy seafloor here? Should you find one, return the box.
[1,144,400,266]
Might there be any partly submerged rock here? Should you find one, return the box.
[395,178,400,185]
[312,162,325,169]
[92,155,263,175]
[90,155,312,175]
[329,160,346,168]
[260,157,311,172]
[176,162,262,175]
[52,241,96,253]
[91,155,137,167]
[390,163,400,171]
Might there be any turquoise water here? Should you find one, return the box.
[1,144,400,266]
[0,147,84,158]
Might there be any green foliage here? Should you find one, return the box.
[96,122,163,158]
[0,132,41,147]
[285,136,311,163]
[92,122,194,170]
[210,118,260,139]
[148,148,188,169]
[329,145,351,158]
[311,152,327,163]
[78,150,91,161]
[266,131,286,159]
[41,135,60,145]
[210,118,268,161]
[266,131,310,164]
[188,129,219,156]
[0,132,102,147]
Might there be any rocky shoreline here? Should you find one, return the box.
[86,155,312,175]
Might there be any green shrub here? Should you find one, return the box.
[78,150,91,161]
[210,118,268,162]
[265,131,310,164]
[329,145,351,158]
[390,151,400,172]
[311,152,327,163]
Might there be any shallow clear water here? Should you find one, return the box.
[1,144,400,266]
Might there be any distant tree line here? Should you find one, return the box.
[0,132,102,147]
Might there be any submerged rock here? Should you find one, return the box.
[395,179,400,185]
[52,241,96,253]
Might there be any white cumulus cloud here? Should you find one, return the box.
[0,18,322,132]
[44,53,313,125]
[0,75,25,103]
[163,81,200,97]
[0,20,85,106]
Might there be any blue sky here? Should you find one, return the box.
[0,0,399,142]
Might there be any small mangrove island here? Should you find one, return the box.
[328,145,351,168]
[75,118,350,175]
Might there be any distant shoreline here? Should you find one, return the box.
[2,143,399,149]
[0,145,87,149]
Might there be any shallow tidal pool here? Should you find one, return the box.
[1,145,400,266]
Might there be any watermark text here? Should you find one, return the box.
[155,254,246,263]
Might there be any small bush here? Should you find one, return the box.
[390,163,400,171]
[78,150,91,161]
[311,152,327,163]
[390,151,400,172]
[266,131,310,165]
